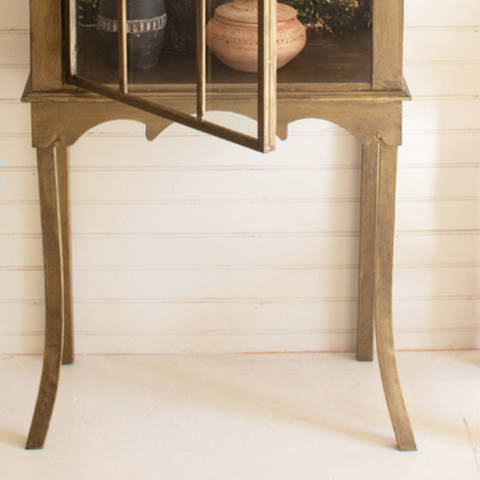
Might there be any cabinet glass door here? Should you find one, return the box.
[69,0,277,152]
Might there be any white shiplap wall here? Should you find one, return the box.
[1,0,479,354]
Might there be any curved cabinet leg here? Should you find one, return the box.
[375,144,416,451]
[357,142,378,361]
[57,143,74,365]
[26,145,65,449]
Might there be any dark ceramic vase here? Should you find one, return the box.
[98,0,167,70]
[164,0,232,56]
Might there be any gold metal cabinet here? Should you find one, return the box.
[23,0,416,451]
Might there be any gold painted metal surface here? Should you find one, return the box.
[26,144,65,449]
[357,141,378,362]
[118,0,128,93]
[373,0,404,89]
[375,144,417,451]
[196,0,206,120]
[57,144,74,365]
[258,0,277,152]
[29,1,62,90]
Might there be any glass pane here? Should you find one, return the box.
[276,0,373,87]
[73,0,275,151]
[75,0,196,113]
[76,0,113,80]
[204,0,260,136]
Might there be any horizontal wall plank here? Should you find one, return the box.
[0,137,35,167]
[395,233,480,266]
[0,169,362,203]
[0,299,358,333]
[403,27,480,63]
[0,0,29,30]
[0,329,479,355]
[0,237,43,266]
[4,232,480,269]
[405,1,480,27]
[405,64,480,97]
[397,166,480,199]
[0,331,357,355]
[1,327,476,355]
[3,297,479,333]
[4,199,480,235]
[0,203,360,235]
[1,296,479,354]
[400,131,480,165]
[1,235,361,270]
[0,328,477,355]
[0,31,29,66]
[3,131,478,170]
[0,66,29,99]
[4,164,480,203]
[1,265,480,300]
[1,329,477,355]
[397,200,480,231]
[0,268,359,299]
[0,103,31,134]
[1,131,478,171]
[403,99,480,131]
[71,129,362,166]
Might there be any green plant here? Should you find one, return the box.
[281,0,372,32]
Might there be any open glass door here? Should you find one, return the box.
[69,0,276,153]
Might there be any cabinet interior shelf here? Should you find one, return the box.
[76,29,372,92]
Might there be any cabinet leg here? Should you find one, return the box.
[357,142,378,361]
[26,145,65,449]
[375,144,416,451]
[57,143,74,365]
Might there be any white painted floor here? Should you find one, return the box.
[1,351,479,480]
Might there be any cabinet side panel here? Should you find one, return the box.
[373,0,404,89]
[30,0,63,90]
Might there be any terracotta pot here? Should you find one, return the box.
[206,0,306,72]
[98,0,167,70]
